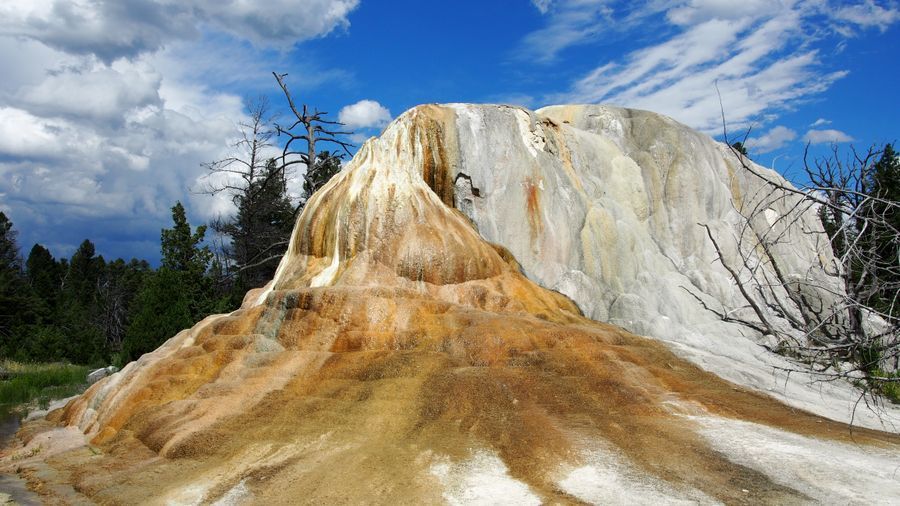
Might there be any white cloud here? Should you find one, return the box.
[810,118,832,127]
[0,0,361,261]
[804,129,854,144]
[531,0,554,14]
[832,0,900,33]
[520,0,617,62]
[533,1,899,133]
[18,63,162,124]
[666,0,784,25]
[0,0,360,63]
[745,125,798,153]
[338,100,392,129]
[0,107,67,158]
[197,0,359,47]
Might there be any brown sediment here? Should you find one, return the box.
[524,176,544,245]
[11,283,900,503]
[411,104,458,207]
[542,118,587,197]
[6,104,899,504]
[26,279,897,504]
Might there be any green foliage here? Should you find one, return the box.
[2,203,228,367]
[123,269,195,359]
[812,143,899,398]
[304,151,343,197]
[96,258,151,354]
[13,325,67,363]
[0,212,20,272]
[881,375,900,403]
[218,159,295,290]
[0,361,89,406]
[124,202,216,360]
[731,141,749,158]
[162,202,212,275]
[863,143,900,314]
[0,213,41,348]
[26,244,62,321]
[55,240,107,365]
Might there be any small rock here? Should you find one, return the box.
[87,366,118,384]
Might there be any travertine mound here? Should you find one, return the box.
[382,104,895,428]
[3,104,899,504]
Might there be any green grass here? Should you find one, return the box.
[0,360,89,408]
[871,368,900,404]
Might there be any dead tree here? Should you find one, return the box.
[272,71,353,206]
[696,134,900,402]
[196,97,296,289]
[197,96,277,206]
[196,77,355,290]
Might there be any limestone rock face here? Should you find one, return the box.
[385,103,886,427]
[4,104,900,504]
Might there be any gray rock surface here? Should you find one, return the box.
[87,366,117,385]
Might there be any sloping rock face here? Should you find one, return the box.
[3,104,900,504]
[391,104,894,428]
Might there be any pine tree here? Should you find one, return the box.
[731,141,749,158]
[864,143,900,314]
[124,203,214,360]
[97,258,150,356]
[26,244,63,315]
[0,212,37,354]
[223,158,296,289]
[57,240,107,364]
[162,202,212,275]
[303,151,343,197]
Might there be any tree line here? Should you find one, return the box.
[0,74,348,367]
[1,204,229,366]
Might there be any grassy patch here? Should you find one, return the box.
[871,368,900,404]
[0,360,89,408]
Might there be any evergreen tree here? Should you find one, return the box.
[863,143,900,314]
[0,212,20,273]
[97,258,150,356]
[26,244,63,316]
[303,151,343,197]
[162,202,212,275]
[57,240,107,364]
[0,212,38,354]
[221,158,296,289]
[731,141,749,158]
[124,203,214,360]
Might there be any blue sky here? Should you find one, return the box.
[0,0,898,264]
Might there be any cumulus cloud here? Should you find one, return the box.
[804,129,854,144]
[0,0,360,63]
[530,0,899,133]
[18,63,162,124]
[745,125,798,154]
[0,0,360,262]
[810,118,832,127]
[0,107,67,158]
[338,100,392,129]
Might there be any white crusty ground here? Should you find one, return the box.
[429,450,542,506]
[557,443,719,505]
[691,415,900,505]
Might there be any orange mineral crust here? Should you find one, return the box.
[3,104,899,505]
